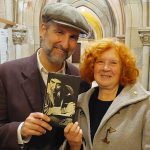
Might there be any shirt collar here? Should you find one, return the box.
[37,49,65,74]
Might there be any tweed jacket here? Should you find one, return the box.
[76,82,150,150]
[0,51,90,150]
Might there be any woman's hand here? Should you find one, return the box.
[64,122,82,150]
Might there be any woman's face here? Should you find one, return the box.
[94,48,122,90]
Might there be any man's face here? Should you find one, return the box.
[40,22,80,66]
[48,78,61,93]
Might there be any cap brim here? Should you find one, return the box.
[52,19,89,35]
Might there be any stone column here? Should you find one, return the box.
[142,0,149,27]
[12,25,27,59]
[138,27,150,90]
[5,0,13,21]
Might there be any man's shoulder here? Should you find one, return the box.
[1,52,36,65]
[0,52,37,73]
[65,61,79,76]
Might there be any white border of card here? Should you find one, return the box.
[43,72,81,128]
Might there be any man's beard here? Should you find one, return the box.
[41,40,70,66]
[45,47,66,66]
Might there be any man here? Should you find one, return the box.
[0,2,91,150]
[44,78,75,116]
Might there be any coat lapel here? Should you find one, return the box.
[21,52,45,112]
[21,71,43,112]
[99,83,149,129]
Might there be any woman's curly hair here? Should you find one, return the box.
[80,38,139,86]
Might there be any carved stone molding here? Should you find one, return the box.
[12,24,27,45]
[115,34,125,43]
[138,28,150,46]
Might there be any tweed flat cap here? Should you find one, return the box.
[41,3,90,35]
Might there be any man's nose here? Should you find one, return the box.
[60,35,69,50]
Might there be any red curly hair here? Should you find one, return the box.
[80,38,139,86]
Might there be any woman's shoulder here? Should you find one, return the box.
[78,87,97,103]
[132,82,150,96]
[122,82,150,103]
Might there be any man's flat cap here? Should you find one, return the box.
[41,3,90,35]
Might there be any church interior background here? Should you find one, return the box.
[0,0,149,91]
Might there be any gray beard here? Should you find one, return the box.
[46,48,65,65]
[41,40,71,66]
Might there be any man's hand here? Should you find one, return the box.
[64,122,82,150]
[21,112,52,139]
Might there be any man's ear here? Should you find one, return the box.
[40,23,46,39]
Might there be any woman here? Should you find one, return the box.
[63,38,150,150]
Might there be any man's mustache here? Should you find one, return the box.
[54,45,68,53]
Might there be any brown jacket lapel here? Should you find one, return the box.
[21,52,44,112]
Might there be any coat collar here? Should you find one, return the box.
[78,82,150,128]
[100,82,149,128]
